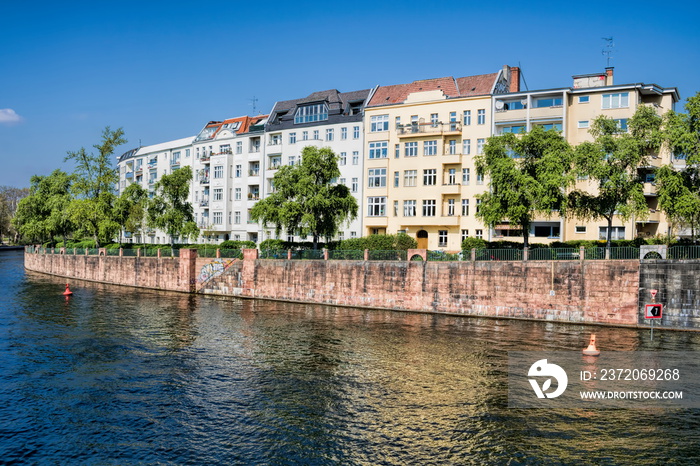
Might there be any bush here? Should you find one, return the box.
[395,233,417,250]
[220,240,256,249]
[461,237,487,251]
[259,239,285,250]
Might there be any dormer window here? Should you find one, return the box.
[294,103,328,124]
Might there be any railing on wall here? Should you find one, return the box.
[25,245,700,262]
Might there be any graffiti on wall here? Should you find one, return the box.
[198,259,238,284]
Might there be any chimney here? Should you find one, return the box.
[509,66,521,92]
[605,67,614,86]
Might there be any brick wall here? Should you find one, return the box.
[638,261,700,329]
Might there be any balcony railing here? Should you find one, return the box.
[199,199,209,207]
[397,122,462,137]
[199,177,210,185]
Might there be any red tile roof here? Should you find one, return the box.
[367,73,498,107]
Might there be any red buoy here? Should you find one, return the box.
[63,284,73,296]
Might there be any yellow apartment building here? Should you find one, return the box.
[363,66,521,250]
[363,66,680,250]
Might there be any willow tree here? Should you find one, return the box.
[65,127,126,247]
[250,146,358,249]
[569,105,663,249]
[475,125,574,249]
[147,166,199,247]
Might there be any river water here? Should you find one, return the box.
[2,250,700,464]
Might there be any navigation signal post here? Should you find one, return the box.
[645,289,663,341]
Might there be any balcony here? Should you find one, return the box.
[200,154,211,163]
[637,209,661,223]
[199,198,209,207]
[249,169,260,177]
[441,183,461,195]
[365,216,388,227]
[642,182,658,196]
[125,172,133,179]
[396,122,462,138]
[199,176,210,185]
[147,162,157,170]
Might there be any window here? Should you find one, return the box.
[599,226,625,240]
[501,100,526,110]
[352,151,359,165]
[213,212,223,225]
[477,109,486,125]
[422,199,436,216]
[405,142,418,157]
[438,230,448,247]
[463,110,471,125]
[448,140,457,155]
[353,126,360,139]
[403,200,416,216]
[476,229,483,239]
[214,165,224,179]
[289,155,296,166]
[326,128,334,141]
[213,188,223,201]
[446,168,457,185]
[404,170,417,187]
[294,103,328,124]
[235,141,242,154]
[302,131,308,141]
[351,178,358,193]
[368,168,387,188]
[449,112,458,131]
[463,139,471,155]
[534,97,563,108]
[579,96,590,103]
[462,168,470,185]
[423,169,436,186]
[477,139,485,155]
[534,225,560,238]
[501,125,525,134]
[234,211,241,224]
[476,199,482,213]
[575,226,586,234]
[602,92,629,109]
[424,140,438,156]
[339,152,347,166]
[614,119,628,131]
[578,120,590,129]
[430,113,439,127]
[270,156,281,169]
[393,171,400,188]
[447,199,455,216]
[371,115,389,132]
[235,187,241,200]
[367,197,386,216]
[235,165,242,177]
[341,127,347,140]
[461,229,469,242]
[461,199,469,216]
[395,144,400,158]
[289,133,297,144]
[313,130,319,140]
[339,177,345,186]
[537,123,563,132]
[369,141,388,159]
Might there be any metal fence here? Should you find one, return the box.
[668,246,700,260]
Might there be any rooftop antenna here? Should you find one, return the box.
[602,36,614,67]
[249,96,259,115]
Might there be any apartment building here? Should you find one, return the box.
[362,66,520,250]
[116,136,195,244]
[264,88,374,242]
[492,67,679,243]
[191,115,267,243]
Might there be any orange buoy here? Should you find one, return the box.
[62,283,73,296]
[582,333,600,356]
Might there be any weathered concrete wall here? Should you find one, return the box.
[26,249,700,330]
[200,256,640,326]
[638,260,700,329]
[24,249,194,292]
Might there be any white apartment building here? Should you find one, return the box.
[264,88,374,242]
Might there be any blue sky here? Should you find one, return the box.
[1,0,699,188]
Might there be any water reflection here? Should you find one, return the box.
[1,251,700,464]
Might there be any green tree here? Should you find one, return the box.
[475,126,574,249]
[0,186,29,243]
[146,166,199,247]
[655,93,700,242]
[250,146,358,249]
[13,170,73,245]
[569,105,663,249]
[113,183,148,245]
[65,127,126,247]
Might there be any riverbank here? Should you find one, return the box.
[23,247,700,331]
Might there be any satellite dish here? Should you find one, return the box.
[495,101,504,110]
[521,99,528,106]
